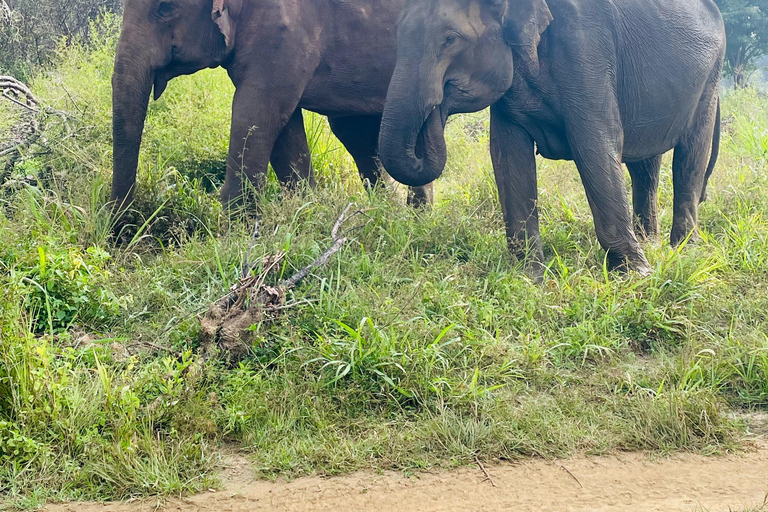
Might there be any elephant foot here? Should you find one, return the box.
[606,249,652,276]
[509,244,546,284]
[670,226,700,248]
[407,184,434,208]
[523,260,546,284]
[633,222,660,245]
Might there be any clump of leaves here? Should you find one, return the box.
[13,245,127,333]
[0,421,44,466]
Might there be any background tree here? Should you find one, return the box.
[714,0,768,88]
[0,0,124,80]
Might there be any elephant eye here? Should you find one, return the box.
[157,1,176,18]
[443,33,461,49]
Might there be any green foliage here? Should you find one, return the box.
[8,243,125,333]
[2,17,768,509]
[0,421,41,465]
[713,0,768,87]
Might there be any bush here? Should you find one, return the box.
[9,244,126,333]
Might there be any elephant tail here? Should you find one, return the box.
[700,97,721,204]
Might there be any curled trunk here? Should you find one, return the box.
[378,68,446,188]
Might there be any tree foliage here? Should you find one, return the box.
[0,0,124,79]
[714,0,768,87]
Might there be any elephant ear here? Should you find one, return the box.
[212,0,236,52]
[502,0,553,77]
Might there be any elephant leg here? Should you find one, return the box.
[328,115,433,207]
[626,156,662,243]
[220,84,304,205]
[670,95,719,247]
[490,104,543,276]
[270,108,316,190]
[564,113,650,273]
[328,115,382,186]
[549,31,650,274]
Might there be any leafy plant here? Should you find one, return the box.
[11,245,126,333]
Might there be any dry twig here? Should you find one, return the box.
[476,457,498,488]
[1,75,76,170]
[0,76,39,109]
[560,465,584,489]
[241,214,262,279]
[279,203,360,289]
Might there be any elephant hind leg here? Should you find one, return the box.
[270,109,316,190]
[626,155,662,243]
[328,115,382,186]
[670,94,719,247]
[328,115,433,207]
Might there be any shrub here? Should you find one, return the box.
[5,244,126,333]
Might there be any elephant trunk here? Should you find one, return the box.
[378,62,447,188]
[111,38,155,207]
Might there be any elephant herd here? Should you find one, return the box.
[111,0,726,277]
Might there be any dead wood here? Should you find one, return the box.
[200,204,363,362]
[1,75,76,170]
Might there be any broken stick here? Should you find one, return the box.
[200,203,364,361]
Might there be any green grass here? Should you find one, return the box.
[2,18,768,508]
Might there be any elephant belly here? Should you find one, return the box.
[520,121,573,161]
[621,125,681,163]
[620,103,698,162]
[529,120,679,164]
[300,73,389,117]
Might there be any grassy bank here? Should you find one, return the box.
[2,19,768,508]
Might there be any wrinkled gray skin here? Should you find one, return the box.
[111,0,432,210]
[379,0,725,275]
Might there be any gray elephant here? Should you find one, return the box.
[378,0,725,275]
[111,0,432,210]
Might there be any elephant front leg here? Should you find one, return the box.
[220,85,302,205]
[490,106,544,278]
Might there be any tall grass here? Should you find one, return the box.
[1,18,768,508]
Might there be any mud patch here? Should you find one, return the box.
[44,449,768,512]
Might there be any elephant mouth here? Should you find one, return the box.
[414,105,448,172]
[153,74,169,101]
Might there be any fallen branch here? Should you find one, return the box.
[200,204,363,361]
[0,76,39,109]
[476,457,498,488]
[1,77,40,165]
[1,75,77,170]
[279,203,359,289]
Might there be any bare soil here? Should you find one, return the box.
[45,447,768,512]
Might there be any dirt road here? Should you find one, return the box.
[45,449,768,512]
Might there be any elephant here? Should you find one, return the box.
[378,0,725,275]
[111,0,433,210]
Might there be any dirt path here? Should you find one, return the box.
[44,449,768,512]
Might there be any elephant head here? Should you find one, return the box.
[111,0,242,206]
[378,0,551,187]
